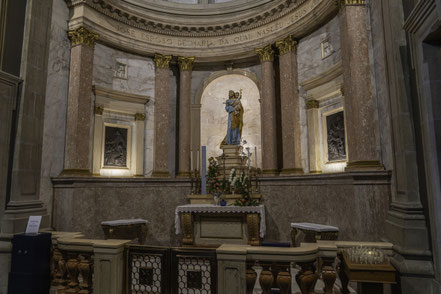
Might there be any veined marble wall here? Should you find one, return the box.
[297,15,342,173]
[200,74,262,168]
[40,0,70,216]
[92,44,157,176]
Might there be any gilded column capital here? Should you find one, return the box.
[255,45,275,63]
[336,0,365,8]
[306,100,320,109]
[135,113,146,121]
[275,36,297,55]
[94,106,104,115]
[178,56,195,71]
[68,27,99,48]
[154,54,172,69]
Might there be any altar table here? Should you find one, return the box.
[175,204,265,247]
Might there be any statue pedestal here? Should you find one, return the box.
[217,144,246,172]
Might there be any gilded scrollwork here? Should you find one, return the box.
[305,100,319,109]
[255,45,275,63]
[154,54,172,69]
[68,27,99,48]
[177,56,195,71]
[135,113,146,121]
[275,36,297,55]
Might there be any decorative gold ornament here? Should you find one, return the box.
[68,27,99,48]
[154,54,172,69]
[275,36,297,55]
[337,0,365,8]
[135,113,146,121]
[256,45,275,63]
[306,100,320,109]
[94,106,104,115]
[178,56,195,71]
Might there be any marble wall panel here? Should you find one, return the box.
[53,179,190,245]
[92,44,156,175]
[297,15,341,83]
[39,0,70,217]
[52,172,390,245]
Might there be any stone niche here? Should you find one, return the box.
[92,85,149,176]
[302,62,347,173]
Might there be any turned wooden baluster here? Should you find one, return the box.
[246,264,257,294]
[51,247,61,286]
[57,251,68,294]
[259,265,274,294]
[65,254,80,293]
[276,269,291,294]
[78,254,93,294]
[295,261,319,294]
[337,254,350,294]
[321,257,337,294]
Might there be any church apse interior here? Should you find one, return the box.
[1,0,441,293]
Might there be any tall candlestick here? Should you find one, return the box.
[254,146,258,168]
[201,146,207,195]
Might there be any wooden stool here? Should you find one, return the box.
[290,222,339,246]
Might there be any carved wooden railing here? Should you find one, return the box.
[47,231,130,294]
[217,241,393,294]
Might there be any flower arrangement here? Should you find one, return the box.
[229,168,259,207]
[207,157,258,206]
[207,157,224,195]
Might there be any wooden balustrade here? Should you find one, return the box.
[45,231,129,294]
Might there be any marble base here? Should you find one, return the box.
[52,171,391,246]
[1,200,50,234]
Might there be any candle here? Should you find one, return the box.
[254,146,257,168]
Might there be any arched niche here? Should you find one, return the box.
[192,71,262,169]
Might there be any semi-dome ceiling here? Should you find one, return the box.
[66,0,338,62]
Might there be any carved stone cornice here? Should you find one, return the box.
[275,36,297,55]
[306,100,320,109]
[66,0,309,37]
[256,45,275,63]
[68,27,99,48]
[154,54,172,69]
[65,0,339,62]
[178,57,195,71]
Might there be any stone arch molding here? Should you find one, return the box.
[191,69,261,164]
[65,0,338,62]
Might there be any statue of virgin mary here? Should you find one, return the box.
[222,90,244,145]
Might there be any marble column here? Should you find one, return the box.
[63,27,98,175]
[339,1,383,171]
[177,56,194,178]
[275,36,303,174]
[256,45,278,175]
[306,100,321,173]
[152,54,172,177]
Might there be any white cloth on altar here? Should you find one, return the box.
[290,222,339,232]
[175,204,266,238]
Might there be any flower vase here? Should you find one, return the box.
[213,193,221,206]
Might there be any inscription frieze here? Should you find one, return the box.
[83,0,328,51]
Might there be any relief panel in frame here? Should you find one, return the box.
[102,123,132,169]
[325,110,346,162]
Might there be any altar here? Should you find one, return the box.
[175,204,265,247]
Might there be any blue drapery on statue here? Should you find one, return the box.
[225,99,241,145]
